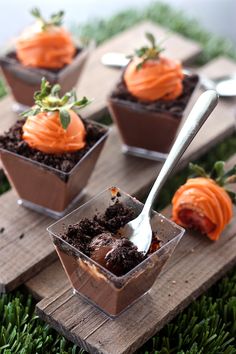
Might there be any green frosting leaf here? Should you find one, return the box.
[21,78,91,130]
[59,109,71,130]
[30,8,64,30]
[128,32,165,69]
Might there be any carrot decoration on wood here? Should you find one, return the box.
[172,161,236,241]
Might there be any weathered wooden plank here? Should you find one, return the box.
[0,190,55,292]
[36,154,236,354]
[25,259,69,300]
[25,56,236,298]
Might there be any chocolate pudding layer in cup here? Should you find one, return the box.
[47,187,184,317]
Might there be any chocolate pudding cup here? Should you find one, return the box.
[0,41,94,111]
[47,187,184,317]
[0,120,109,218]
[108,73,199,161]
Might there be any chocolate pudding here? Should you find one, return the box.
[0,119,108,216]
[0,44,92,108]
[108,74,199,158]
[59,201,155,276]
[48,188,184,316]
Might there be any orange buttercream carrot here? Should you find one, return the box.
[124,32,183,102]
[16,28,75,69]
[23,110,86,154]
[21,78,90,154]
[124,56,183,101]
[172,177,232,241]
[172,162,236,241]
[16,9,75,69]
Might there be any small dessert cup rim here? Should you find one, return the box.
[0,119,109,177]
[47,187,185,282]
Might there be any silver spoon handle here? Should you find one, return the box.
[142,90,219,216]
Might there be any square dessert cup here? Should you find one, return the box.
[47,187,185,318]
[0,41,94,111]
[0,121,109,218]
[108,73,199,161]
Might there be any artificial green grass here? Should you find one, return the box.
[0,292,83,354]
[138,271,236,353]
[1,272,236,354]
[79,2,236,65]
[0,1,236,353]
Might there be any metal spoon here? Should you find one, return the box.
[101,52,130,68]
[123,90,219,254]
[101,52,236,98]
[201,75,236,97]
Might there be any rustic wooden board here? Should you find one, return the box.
[24,56,236,298]
[0,190,54,292]
[36,155,236,354]
[25,258,69,300]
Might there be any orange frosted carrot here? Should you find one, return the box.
[21,78,90,154]
[16,9,75,69]
[124,32,183,102]
[172,162,236,241]
[124,57,183,101]
[23,110,86,154]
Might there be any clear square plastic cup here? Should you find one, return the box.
[0,121,109,218]
[108,73,199,161]
[47,187,185,317]
[0,41,94,111]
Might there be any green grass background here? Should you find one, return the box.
[1,2,236,353]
